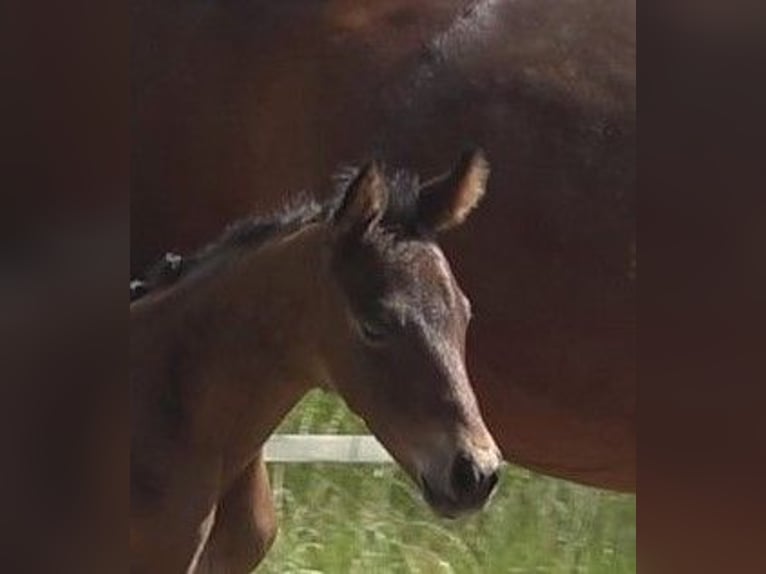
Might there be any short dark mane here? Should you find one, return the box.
[130,165,424,302]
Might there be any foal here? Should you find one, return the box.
[130,151,501,574]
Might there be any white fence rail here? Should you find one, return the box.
[264,434,392,464]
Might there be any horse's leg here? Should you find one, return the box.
[194,451,277,574]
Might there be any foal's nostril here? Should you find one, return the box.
[451,454,482,496]
[450,453,500,503]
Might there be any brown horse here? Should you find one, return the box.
[131,0,635,491]
[131,153,501,573]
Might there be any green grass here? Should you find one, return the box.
[257,390,636,573]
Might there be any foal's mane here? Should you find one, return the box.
[130,166,423,302]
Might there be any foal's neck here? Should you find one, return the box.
[148,224,330,478]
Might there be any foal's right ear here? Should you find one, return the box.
[333,162,389,238]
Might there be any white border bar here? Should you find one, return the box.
[264,434,392,463]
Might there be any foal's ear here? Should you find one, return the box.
[334,162,389,237]
[417,149,489,232]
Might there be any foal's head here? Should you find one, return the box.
[318,151,501,517]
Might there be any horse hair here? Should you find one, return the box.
[130,165,424,302]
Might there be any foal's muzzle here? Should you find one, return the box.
[421,449,501,518]
[451,452,499,501]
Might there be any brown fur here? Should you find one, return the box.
[131,157,500,573]
[131,0,636,494]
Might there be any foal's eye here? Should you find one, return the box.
[358,318,390,344]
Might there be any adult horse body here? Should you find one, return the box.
[132,0,636,490]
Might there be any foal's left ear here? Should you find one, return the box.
[333,161,389,238]
[417,149,490,232]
